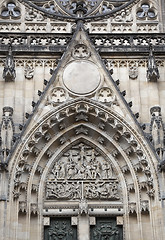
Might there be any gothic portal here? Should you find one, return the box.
[0,1,165,240]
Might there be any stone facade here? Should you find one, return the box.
[0,0,165,240]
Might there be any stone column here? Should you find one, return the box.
[78,215,90,240]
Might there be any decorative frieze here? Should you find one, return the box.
[91,34,164,48]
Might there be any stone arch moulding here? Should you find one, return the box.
[8,97,162,240]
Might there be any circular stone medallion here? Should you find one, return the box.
[63,60,101,95]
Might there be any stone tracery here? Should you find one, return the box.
[18,0,140,20]
[0,3,164,238]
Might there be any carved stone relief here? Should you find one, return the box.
[24,65,34,79]
[72,44,90,59]
[129,64,138,79]
[25,8,45,21]
[46,143,120,201]
[46,87,67,105]
[113,9,133,22]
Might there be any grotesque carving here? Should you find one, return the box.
[46,143,120,201]
[24,65,34,79]
[3,46,16,82]
[147,45,159,82]
[150,106,164,160]
[129,65,138,79]
[0,107,14,161]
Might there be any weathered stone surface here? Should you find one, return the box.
[63,60,101,95]
[0,1,165,240]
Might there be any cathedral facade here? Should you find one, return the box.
[0,0,165,239]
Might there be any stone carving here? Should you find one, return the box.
[75,126,88,135]
[19,201,27,213]
[1,2,21,19]
[72,44,90,59]
[129,65,138,79]
[46,143,119,200]
[128,202,136,214]
[0,34,164,48]
[97,87,118,105]
[140,200,149,212]
[85,181,119,200]
[25,8,44,21]
[30,203,38,215]
[150,106,164,160]
[3,46,16,82]
[79,199,88,215]
[114,9,133,22]
[147,45,159,82]
[24,65,34,79]
[91,23,108,33]
[17,0,138,21]
[46,87,66,105]
[75,112,88,122]
[0,107,14,160]
[137,3,156,19]
[46,180,119,200]
[92,34,162,48]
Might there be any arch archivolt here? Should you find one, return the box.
[8,98,159,221]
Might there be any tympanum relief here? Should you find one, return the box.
[46,143,120,201]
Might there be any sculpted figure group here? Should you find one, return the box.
[46,143,120,201]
